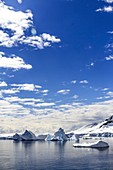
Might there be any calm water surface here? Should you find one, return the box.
[0,138,113,170]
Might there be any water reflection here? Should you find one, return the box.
[0,139,113,170]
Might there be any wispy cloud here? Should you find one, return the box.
[71,80,77,84]
[107,31,113,34]
[106,91,113,97]
[35,102,55,107]
[103,0,113,3]
[72,95,79,99]
[102,88,109,91]
[96,6,113,12]
[5,96,44,103]
[57,89,70,95]
[10,83,38,91]
[86,62,95,69]
[105,55,113,60]
[1,89,20,94]
[97,90,113,100]
[80,80,88,84]
[0,52,32,70]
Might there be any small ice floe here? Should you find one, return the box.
[73,140,109,148]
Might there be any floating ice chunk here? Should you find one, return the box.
[13,133,22,141]
[21,130,36,141]
[73,140,109,148]
[53,128,67,141]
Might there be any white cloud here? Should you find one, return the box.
[107,31,113,34]
[22,34,60,49]
[35,85,42,89]
[41,90,49,93]
[10,83,43,92]
[105,55,113,60]
[0,81,7,87]
[0,2,33,47]
[96,6,113,12]
[105,43,113,49]
[0,2,61,49]
[41,89,49,96]
[71,80,77,84]
[96,96,104,100]
[41,33,61,43]
[72,95,79,99]
[17,0,22,4]
[35,102,55,107]
[80,80,88,84]
[0,99,30,118]
[86,62,95,69]
[1,89,19,94]
[11,83,35,91]
[57,89,70,95]
[5,97,44,107]
[102,88,109,91]
[103,0,113,3]
[106,91,113,97]
[97,91,113,100]
[1,96,113,133]
[0,52,32,70]
[90,62,94,66]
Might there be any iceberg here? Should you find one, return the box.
[37,134,47,141]
[52,128,67,141]
[70,134,80,142]
[21,130,36,141]
[73,140,109,148]
[45,134,53,141]
[13,133,22,141]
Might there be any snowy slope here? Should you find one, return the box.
[73,115,113,136]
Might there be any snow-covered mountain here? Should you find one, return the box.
[72,115,113,137]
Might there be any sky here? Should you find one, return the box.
[0,0,113,134]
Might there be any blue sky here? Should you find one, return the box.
[0,0,113,133]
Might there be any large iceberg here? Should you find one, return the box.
[52,128,67,141]
[21,130,36,141]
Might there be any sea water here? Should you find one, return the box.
[0,138,113,170]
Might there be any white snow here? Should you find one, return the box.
[71,116,113,137]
